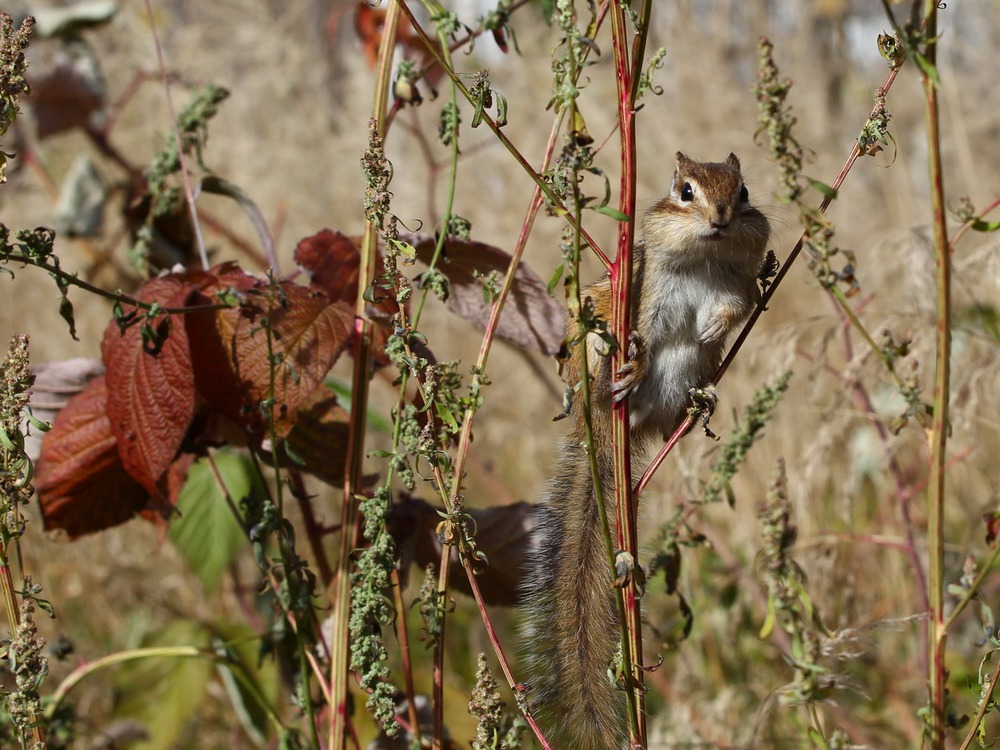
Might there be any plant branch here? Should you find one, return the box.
[919,1,950,745]
[142,0,209,270]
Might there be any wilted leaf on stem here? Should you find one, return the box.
[406,233,564,356]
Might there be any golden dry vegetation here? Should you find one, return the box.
[1,0,999,748]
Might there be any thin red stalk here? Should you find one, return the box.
[608,0,646,743]
[958,662,1000,750]
[457,542,554,750]
[920,1,950,744]
[794,340,931,634]
[949,193,1000,250]
[432,540,449,750]
[390,568,423,748]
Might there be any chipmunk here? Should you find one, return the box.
[522,153,770,750]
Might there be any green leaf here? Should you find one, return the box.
[806,178,838,200]
[212,623,281,745]
[169,452,258,592]
[971,218,1000,233]
[592,204,630,222]
[760,598,776,638]
[112,620,215,750]
[911,50,940,87]
[547,263,565,295]
[807,727,830,749]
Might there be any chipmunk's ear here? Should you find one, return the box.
[726,153,741,170]
[675,151,691,167]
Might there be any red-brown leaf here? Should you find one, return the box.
[407,233,564,355]
[260,385,349,485]
[36,376,149,538]
[294,230,361,304]
[102,274,199,495]
[189,274,354,438]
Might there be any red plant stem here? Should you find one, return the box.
[390,567,423,748]
[921,1,950,744]
[608,1,647,743]
[949,193,1000,251]
[958,662,1000,750]
[432,539,449,750]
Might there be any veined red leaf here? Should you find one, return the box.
[293,229,396,368]
[189,274,354,438]
[294,229,361,304]
[102,274,200,495]
[36,376,148,538]
[406,233,564,355]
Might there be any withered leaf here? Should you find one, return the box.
[405,232,564,355]
[391,496,538,607]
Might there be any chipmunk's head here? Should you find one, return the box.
[644,152,769,261]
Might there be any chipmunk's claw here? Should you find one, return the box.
[611,333,645,404]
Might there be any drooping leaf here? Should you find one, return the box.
[102,274,200,495]
[36,376,149,538]
[112,620,214,750]
[198,175,275,266]
[391,496,536,606]
[211,622,281,746]
[169,451,259,592]
[406,233,564,355]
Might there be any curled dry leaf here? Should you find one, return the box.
[391,496,539,607]
[36,375,149,538]
[27,356,105,462]
[405,232,564,356]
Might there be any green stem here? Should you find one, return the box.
[393,0,611,268]
[330,4,402,748]
[920,2,950,747]
[1,253,229,314]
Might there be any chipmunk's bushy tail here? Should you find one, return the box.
[521,440,626,750]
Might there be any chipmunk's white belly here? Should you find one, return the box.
[629,277,726,438]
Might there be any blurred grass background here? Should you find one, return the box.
[1,0,1000,747]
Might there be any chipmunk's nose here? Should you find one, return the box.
[710,203,732,228]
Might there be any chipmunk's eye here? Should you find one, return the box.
[680,182,694,202]
[739,184,749,203]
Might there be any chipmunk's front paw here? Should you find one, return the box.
[698,303,742,344]
[611,332,646,404]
